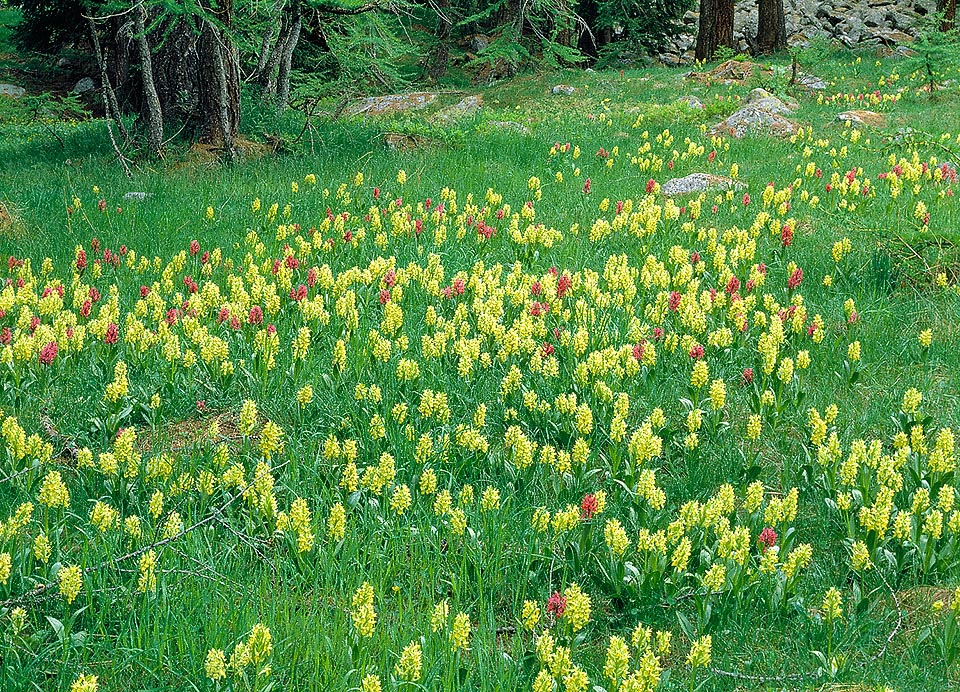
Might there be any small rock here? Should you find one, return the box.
[123,192,153,201]
[747,89,799,113]
[661,173,746,196]
[794,72,828,90]
[345,92,437,117]
[837,110,887,128]
[72,77,97,94]
[0,84,25,99]
[551,84,576,96]
[709,106,800,139]
[677,95,705,110]
[432,95,483,124]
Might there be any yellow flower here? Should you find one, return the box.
[69,674,98,692]
[450,612,471,651]
[604,518,630,557]
[686,634,712,669]
[327,502,346,542]
[395,641,423,681]
[58,564,83,604]
[522,600,540,631]
[361,674,381,692]
[851,540,872,571]
[919,329,933,348]
[562,583,591,632]
[351,582,376,637]
[38,470,70,508]
[822,587,843,621]
[205,649,227,680]
[847,340,861,362]
[431,600,449,632]
[206,206,215,220]
[604,635,630,682]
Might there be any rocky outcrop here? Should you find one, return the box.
[0,84,25,99]
[837,110,888,127]
[345,93,437,117]
[662,0,936,64]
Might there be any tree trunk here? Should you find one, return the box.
[262,15,291,99]
[940,0,957,30]
[198,0,240,157]
[696,0,736,62]
[756,0,787,54]
[277,6,302,108]
[133,2,163,156]
[426,0,452,80]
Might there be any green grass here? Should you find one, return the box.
[1,47,960,692]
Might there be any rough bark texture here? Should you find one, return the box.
[426,0,453,80]
[277,6,302,107]
[756,0,787,54]
[696,0,736,61]
[197,0,240,156]
[133,2,163,156]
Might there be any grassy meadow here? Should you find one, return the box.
[2,14,960,692]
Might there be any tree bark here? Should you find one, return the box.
[133,1,163,156]
[426,0,452,80]
[262,15,291,98]
[940,0,957,31]
[696,0,736,62]
[197,0,240,157]
[756,0,787,54]
[277,4,302,107]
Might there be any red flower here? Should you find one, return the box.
[530,281,542,296]
[742,193,751,206]
[787,267,803,290]
[632,342,645,361]
[541,342,554,357]
[689,344,705,360]
[547,591,567,617]
[105,322,119,345]
[0,327,10,345]
[75,248,87,271]
[190,239,200,256]
[742,367,754,385]
[453,278,465,295]
[383,269,396,288]
[726,276,740,294]
[581,493,599,520]
[39,341,58,365]
[248,305,263,325]
[645,179,657,194]
[557,274,572,298]
[668,291,682,312]
[758,527,777,551]
[80,300,92,319]
[140,285,150,298]
[582,178,591,194]
[781,225,793,247]
[379,289,390,304]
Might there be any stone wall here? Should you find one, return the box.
[662,0,937,64]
